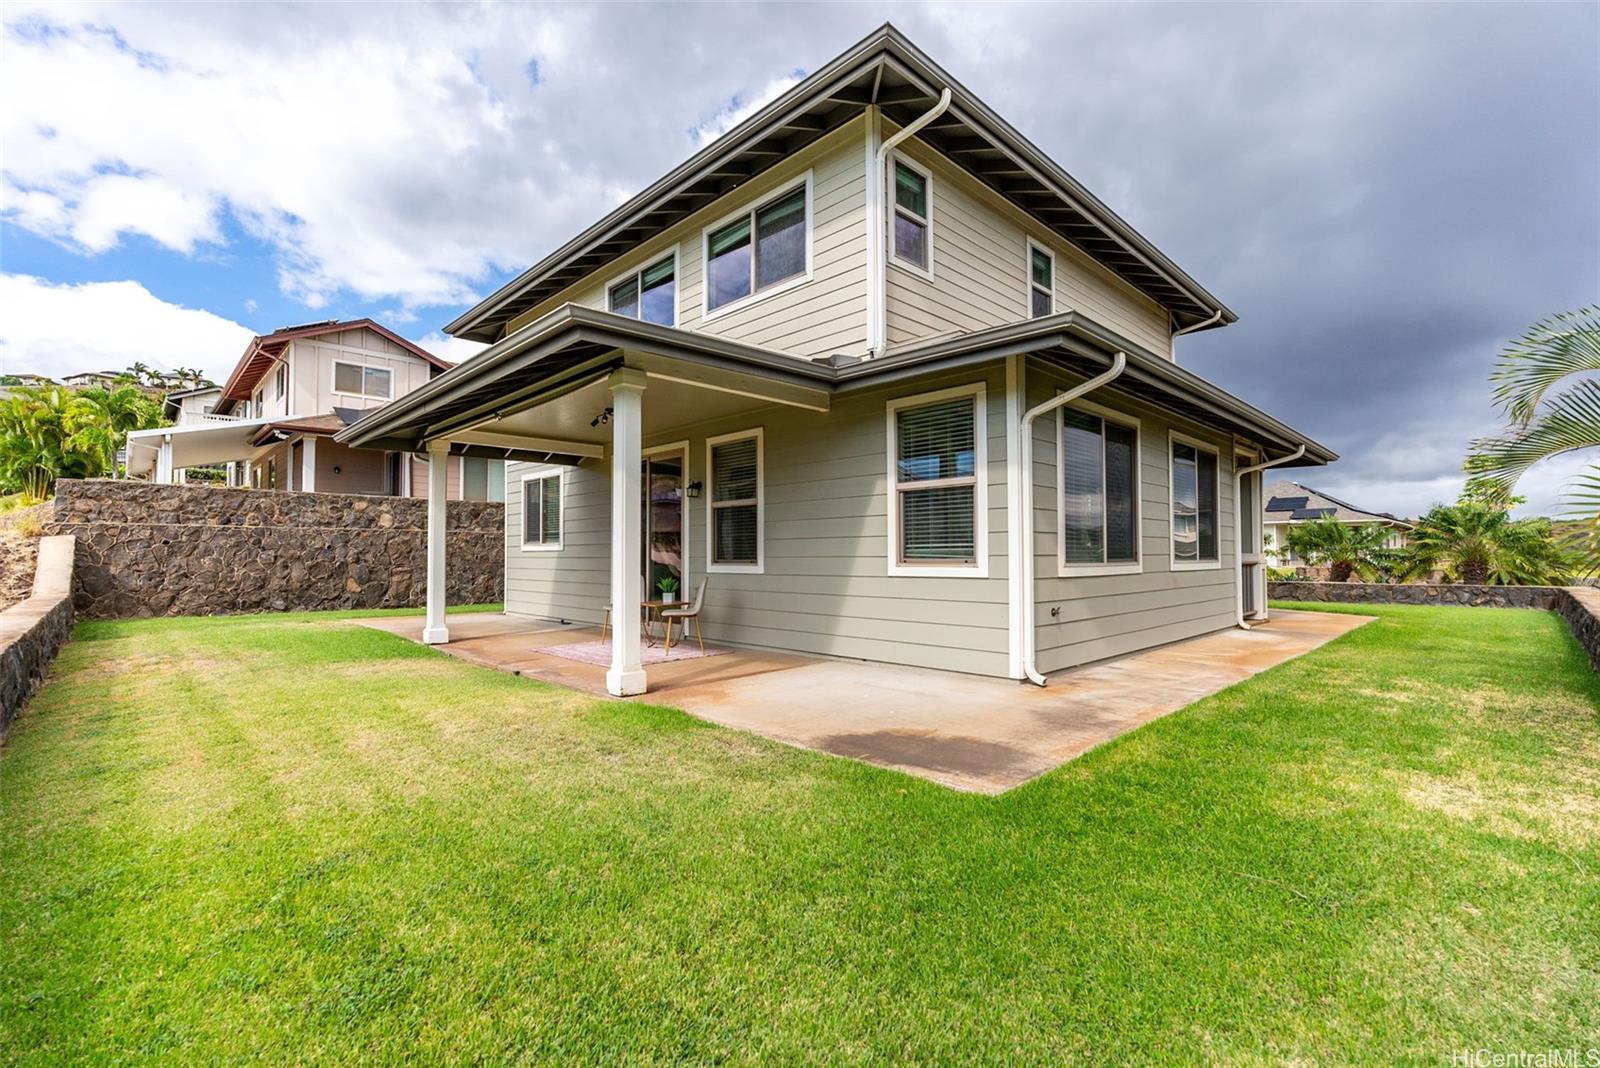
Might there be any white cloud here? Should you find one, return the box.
[0,273,255,382]
[414,331,488,367]
[691,71,806,147]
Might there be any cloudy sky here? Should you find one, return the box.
[2,2,1596,516]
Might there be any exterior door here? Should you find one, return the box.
[642,447,686,600]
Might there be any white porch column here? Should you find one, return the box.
[606,368,648,697]
[155,435,174,484]
[422,440,451,645]
[302,436,317,493]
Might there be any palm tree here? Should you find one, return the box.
[0,388,99,497]
[1405,502,1573,585]
[1469,306,1600,570]
[1284,516,1395,582]
[72,386,163,475]
[125,362,155,387]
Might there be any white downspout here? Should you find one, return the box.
[867,88,951,357]
[1019,352,1126,686]
[1233,444,1305,629]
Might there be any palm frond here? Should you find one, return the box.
[1490,306,1600,424]
[1469,377,1600,489]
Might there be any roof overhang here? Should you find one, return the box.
[338,304,1333,467]
[445,23,1236,345]
[124,418,278,476]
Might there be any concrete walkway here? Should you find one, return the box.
[360,610,1371,793]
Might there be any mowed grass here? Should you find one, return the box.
[2,604,1597,1063]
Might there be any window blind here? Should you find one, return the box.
[524,474,560,545]
[711,437,759,565]
[895,397,976,563]
[1063,410,1137,565]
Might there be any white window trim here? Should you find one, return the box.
[887,151,934,280]
[1168,429,1222,571]
[253,388,263,418]
[885,382,989,579]
[519,466,565,552]
[274,362,288,401]
[330,359,395,401]
[1026,238,1056,319]
[1057,397,1143,578]
[605,247,681,328]
[704,427,764,574]
[700,172,814,323]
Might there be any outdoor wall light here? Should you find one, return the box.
[332,465,342,475]
[590,407,613,428]
[686,480,703,498]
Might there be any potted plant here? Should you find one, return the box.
[658,576,680,604]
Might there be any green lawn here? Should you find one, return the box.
[2,604,1596,1063]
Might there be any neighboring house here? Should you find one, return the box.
[162,386,225,425]
[338,24,1337,695]
[1262,480,1411,568]
[126,319,505,500]
[61,370,126,389]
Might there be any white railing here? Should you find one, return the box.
[180,412,244,426]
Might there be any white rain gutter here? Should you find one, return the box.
[1233,444,1305,629]
[1171,309,1224,343]
[867,88,951,357]
[1019,351,1126,686]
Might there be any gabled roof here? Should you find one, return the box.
[219,318,453,402]
[446,23,1235,344]
[1264,481,1409,525]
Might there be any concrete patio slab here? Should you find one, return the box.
[359,609,1372,793]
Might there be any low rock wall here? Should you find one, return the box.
[48,480,504,619]
[1,535,75,738]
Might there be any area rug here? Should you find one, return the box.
[539,638,730,666]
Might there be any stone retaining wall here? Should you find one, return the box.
[48,480,504,620]
[1,535,75,738]
[1269,580,1600,671]
[1268,581,1562,610]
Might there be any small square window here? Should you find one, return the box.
[522,471,562,548]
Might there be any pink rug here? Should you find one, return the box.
[540,638,730,666]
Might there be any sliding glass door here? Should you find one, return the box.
[642,449,685,598]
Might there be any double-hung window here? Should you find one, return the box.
[1028,240,1055,318]
[890,157,932,273]
[704,179,809,314]
[522,470,562,550]
[274,363,287,401]
[333,361,393,400]
[1170,436,1220,567]
[887,385,987,576]
[1060,405,1140,573]
[706,430,762,571]
[608,253,677,326]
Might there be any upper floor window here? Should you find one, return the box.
[609,254,677,326]
[887,384,988,577]
[891,157,932,274]
[1171,436,1220,567]
[707,429,763,572]
[522,469,562,550]
[253,389,263,418]
[704,179,809,315]
[274,363,287,401]
[1061,405,1140,574]
[1029,241,1055,318]
[333,361,393,400]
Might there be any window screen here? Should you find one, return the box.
[609,255,676,326]
[333,363,363,394]
[1030,246,1054,318]
[523,474,561,545]
[893,162,929,269]
[706,184,807,311]
[1063,409,1138,565]
[1172,441,1218,562]
[710,436,760,565]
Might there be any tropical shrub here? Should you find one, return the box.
[1284,517,1395,582]
[1404,501,1573,585]
[0,385,163,496]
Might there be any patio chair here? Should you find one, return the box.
[661,577,708,654]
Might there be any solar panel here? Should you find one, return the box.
[1266,496,1309,512]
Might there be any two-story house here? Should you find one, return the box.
[338,24,1338,695]
[127,319,504,500]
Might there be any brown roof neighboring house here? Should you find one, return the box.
[219,318,452,403]
[1264,481,1411,526]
